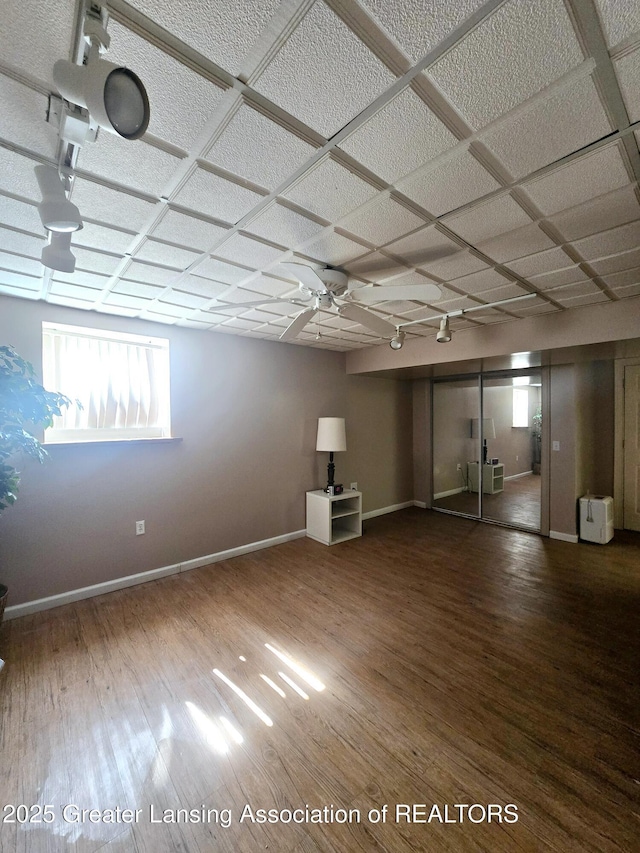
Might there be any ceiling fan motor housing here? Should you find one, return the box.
[317,268,348,296]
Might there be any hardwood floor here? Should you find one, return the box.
[0,509,638,852]
[434,473,541,529]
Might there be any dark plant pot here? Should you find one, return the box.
[0,584,7,627]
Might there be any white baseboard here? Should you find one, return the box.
[504,470,533,481]
[413,501,427,509]
[433,486,466,500]
[4,529,306,620]
[549,530,579,544]
[362,501,414,520]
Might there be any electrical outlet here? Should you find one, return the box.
[456,463,462,470]
[516,455,519,462]
[350,482,358,491]
[135,520,145,535]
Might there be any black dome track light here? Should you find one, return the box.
[53,10,150,141]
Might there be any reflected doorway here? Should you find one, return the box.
[432,371,542,532]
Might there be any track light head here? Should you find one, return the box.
[53,57,150,140]
[41,231,76,273]
[34,165,82,233]
[390,330,405,350]
[436,316,452,343]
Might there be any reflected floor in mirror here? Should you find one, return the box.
[434,473,541,530]
[1,508,638,852]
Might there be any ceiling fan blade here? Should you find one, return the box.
[349,283,442,304]
[280,307,318,341]
[278,262,325,291]
[207,297,307,310]
[338,303,396,337]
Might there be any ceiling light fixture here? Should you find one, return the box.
[436,316,452,343]
[41,231,76,273]
[389,329,405,350]
[34,165,82,233]
[53,8,150,141]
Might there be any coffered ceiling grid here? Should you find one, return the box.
[0,0,639,350]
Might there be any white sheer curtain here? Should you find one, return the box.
[43,324,170,441]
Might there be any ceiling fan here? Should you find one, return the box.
[209,262,443,341]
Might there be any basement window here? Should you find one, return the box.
[42,322,171,443]
[512,387,529,428]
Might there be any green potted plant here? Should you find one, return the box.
[0,345,73,624]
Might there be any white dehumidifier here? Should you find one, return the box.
[579,495,614,544]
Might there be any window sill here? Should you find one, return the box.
[44,437,183,448]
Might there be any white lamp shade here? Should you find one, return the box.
[316,417,346,452]
[470,418,496,439]
[53,58,150,140]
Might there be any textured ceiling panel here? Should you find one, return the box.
[121,0,281,75]
[72,221,137,255]
[214,233,285,268]
[506,246,575,277]
[107,21,228,150]
[0,76,57,157]
[521,144,630,215]
[359,0,487,62]
[77,136,182,197]
[529,265,590,289]
[0,0,74,88]
[53,269,110,290]
[172,168,265,224]
[398,150,501,215]
[113,279,165,300]
[341,196,426,247]
[0,226,45,258]
[571,221,640,261]
[474,283,529,302]
[448,268,514,295]
[179,276,231,299]
[482,74,612,178]
[589,247,640,276]
[338,87,457,183]
[283,158,378,221]
[133,239,201,270]
[301,230,370,267]
[0,250,42,277]
[615,50,640,123]
[0,148,42,201]
[121,262,179,287]
[204,105,316,190]
[193,257,252,285]
[593,0,640,46]
[246,203,325,248]
[384,224,464,268]
[443,194,532,243]
[70,180,159,231]
[151,209,230,251]
[547,185,640,242]
[429,0,583,129]
[0,195,41,234]
[476,223,556,262]
[253,1,396,139]
[420,251,489,280]
[0,270,41,292]
[72,247,123,276]
[601,267,640,289]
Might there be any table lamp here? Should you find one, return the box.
[316,417,346,492]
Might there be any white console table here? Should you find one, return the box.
[306,490,362,545]
[468,462,504,495]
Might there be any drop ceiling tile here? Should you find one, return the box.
[173,168,265,224]
[73,221,136,255]
[122,0,280,76]
[73,247,123,276]
[602,267,640,289]
[529,265,589,289]
[122,261,179,287]
[344,251,407,282]
[513,298,559,315]
[193,257,252,284]
[161,289,210,309]
[2,1,75,85]
[0,226,45,257]
[443,195,532,243]
[0,195,41,234]
[204,105,316,190]
[341,197,426,247]
[0,283,39,299]
[570,221,640,260]
[0,270,41,291]
[214,233,284,268]
[151,301,197,319]
[398,150,501,215]
[0,251,41,276]
[423,250,490,281]
[283,158,379,221]
[520,144,630,215]
[48,281,103,300]
[136,310,176,325]
[615,49,640,123]
[548,185,640,242]
[338,87,457,183]
[151,209,230,252]
[613,283,640,299]
[384,224,463,266]
[77,136,182,198]
[553,291,610,308]
[179,276,231,299]
[506,246,575,277]
[431,295,480,313]
[589,247,640,275]
[248,274,295,298]
[107,21,228,149]
[594,0,640,46]
[449,268,514,295]
[47,294,95,311]
[134,239,201,270]
[253,1,395,139]
[0,148,43,201]
[429,0,583,128]
[476,223,556,263]
[482,74,612,178]
[301,230,371,266]
[113,279,165,300]
[475,283,531,302]
[71,180,159,231]
[359,0,487,62]
[221,316,261,331]
[52,270,110,290]
[246,203,324,248]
